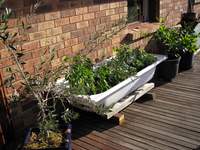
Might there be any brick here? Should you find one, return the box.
[38,21,54,31]
[0,49,11,59]
[62,24,76,33]
[26,24,38,33]
[61,9,76,17]
[64,38,78,47]
[57,32,71,42]
[75,7,88,15]
[110,2,120,9]
[72,43,85,54]
[120,1,127,7]
[49,42,65,50]
[100,4,110,10]
[71,30,83,38]
[70,15,83,23]
[111,14,120,20]
[22,41,40,51]
[7,19,18,28]
[46,27,62,37]
[55,18,70,27]
[57,47,72,58]
[106,9,115,16]
[27,14,45,24]
[83,13,95,20]
[45,11,61,21]
[112,36,121,44]
[95,11,106,18]
[20,52,32,61]
[40,36,57,47]
[89,19,101,26]
[76,21,89,29]
[100,16,111,24]
[89,5,100,12]
[51,58,61,68]
[31,49,41,58]
[29,31,46,41]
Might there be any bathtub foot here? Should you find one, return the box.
[111,113,125,125]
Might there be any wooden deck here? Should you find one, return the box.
[72,54,200,150]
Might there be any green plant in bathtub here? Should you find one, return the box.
[66,45,156,95]
[66,55,96,95]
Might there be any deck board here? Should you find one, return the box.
[72,54,200,150]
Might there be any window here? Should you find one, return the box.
[127,0,159,23]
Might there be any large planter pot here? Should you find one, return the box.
[23,124,72,150]
[179,52,194,71]
[158,57,181,81]
[57,54,167,107]
[181,12,197,22]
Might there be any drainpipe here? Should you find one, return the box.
[187,0,193,13]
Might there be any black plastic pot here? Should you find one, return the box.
[182,12,197,22]
[157,57,181,81]
[23,124,72,150]
[179,52,194,71]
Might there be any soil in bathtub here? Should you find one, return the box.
[66,45,156,95]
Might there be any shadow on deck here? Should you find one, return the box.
[72,54,200,150]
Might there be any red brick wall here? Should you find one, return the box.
[159,0,200,26]
[0,0,129,131]
[0,0,128,94]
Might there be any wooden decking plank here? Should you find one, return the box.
[154,98,200,112]
[162,84,200,95]
[155,93,200,107]
[124,110,200,142]
[126,107,200,132]
[123,117,200,146]
[73,140,101,150]
[153,86,200,100]
[121,123,192,150]
[106,125,177,150]
[132,103,200,125]
[72,143,88,150]
[154,89,200,103]
[134,102,200,122]
[142,100,200,118]
[73,125,129,150]
[101,128,160,150]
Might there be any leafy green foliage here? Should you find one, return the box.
[66,45,156,95]
[155,24,199,58]
[179,28,198,54]
[154,25,181,58]
[66,56,96,95]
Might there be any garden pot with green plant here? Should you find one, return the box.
[178,28,198,71]
[155,25,182,81]
[181,0,198,30]
[0,2,78,150]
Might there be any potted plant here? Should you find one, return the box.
[178,28,198,70]
[181,0,197,29]
[155,25,181,81]
[0,2,78,150]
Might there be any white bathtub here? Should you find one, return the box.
[57,54,167,107]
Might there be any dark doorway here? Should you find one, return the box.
[148,0,159,22]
